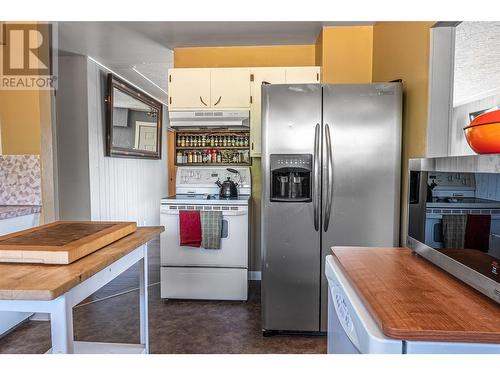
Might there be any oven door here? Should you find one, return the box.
[160,204,248,268]
[425,213,444,248]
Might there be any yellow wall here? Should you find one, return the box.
[372,21,435,243]
[174,27,374,83]
[0,89,42,154]
[174,45,316,68]
[319,26,373,83]
[0,22,44,155]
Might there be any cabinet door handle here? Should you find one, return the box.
[199,96,208,106]
[214,96,222,106]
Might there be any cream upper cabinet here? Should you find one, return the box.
[168,68,251,110]
[167,66,321,157]
[168,69,211,109]
[210,68,251,109]
[285,66,320,84]
[249,68,286,157]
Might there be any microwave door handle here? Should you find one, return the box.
[324,123,334,232]
[313,123,320,231]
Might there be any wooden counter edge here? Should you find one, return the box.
[330,246,500,344]
[383,327,500,344]
[0,226,164,301]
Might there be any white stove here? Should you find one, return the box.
[160,166,251,301]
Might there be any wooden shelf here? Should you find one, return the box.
[176,146,250,150]
[176,129,249,134]
[175,162,251,166]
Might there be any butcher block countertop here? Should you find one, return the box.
[0,226,163,301]
[331,247,500,344]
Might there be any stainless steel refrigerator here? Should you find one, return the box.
[261,83,402,333]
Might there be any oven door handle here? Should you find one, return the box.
[160,209,247,216]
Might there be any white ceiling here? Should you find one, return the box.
[57,21,373,103]
[454,22,500,106]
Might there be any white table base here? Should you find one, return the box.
[0,243,150,354]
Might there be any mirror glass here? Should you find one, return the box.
[112,87,159,152]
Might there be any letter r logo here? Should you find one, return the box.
[1,23,51,75]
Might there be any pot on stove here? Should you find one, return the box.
[215,169,239,198]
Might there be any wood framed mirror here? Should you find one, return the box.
[105,73,163,159]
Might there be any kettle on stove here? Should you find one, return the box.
[215,168,240,198]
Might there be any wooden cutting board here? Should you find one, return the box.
[0,221,137,264]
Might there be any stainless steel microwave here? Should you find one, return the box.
[407,156,500,304]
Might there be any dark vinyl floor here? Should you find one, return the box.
[0,239,326,354]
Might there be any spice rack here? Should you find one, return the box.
[175,129,251,166]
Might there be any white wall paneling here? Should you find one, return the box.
[426,25,456,158]
[57,56,168,226]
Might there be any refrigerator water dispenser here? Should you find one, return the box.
[270,154,312,202]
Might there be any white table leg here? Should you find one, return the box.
[50,295,74,354]
[139,244,149,354]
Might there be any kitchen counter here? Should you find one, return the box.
[331,246,500,344]
[0,225,163,353]
[0,205,41,220]
[0,226,163,300]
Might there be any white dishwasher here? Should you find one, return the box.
[325,255,500,354]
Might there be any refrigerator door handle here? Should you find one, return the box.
[324,123,334,232]
[313,123,320,231]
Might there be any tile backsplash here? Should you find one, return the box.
[0,155,41,205]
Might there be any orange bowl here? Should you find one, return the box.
[464,122,500,154]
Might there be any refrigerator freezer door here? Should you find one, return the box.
[261,84,323,332]
[320,83,403,331]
